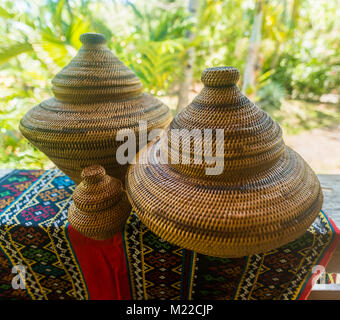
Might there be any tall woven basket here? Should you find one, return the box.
[126,66,323,258]
[19,33,171,184]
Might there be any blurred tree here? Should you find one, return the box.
[176,0,199,113]
[243,0,264,96]
[0,0,339,168]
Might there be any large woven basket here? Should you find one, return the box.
[126,66,323,258]
[68,165,131,240]
[19,33,171,184]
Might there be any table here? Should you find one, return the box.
[0,169,339,300]
[308,175,340,299]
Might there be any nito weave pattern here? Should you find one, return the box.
[68,165,131,240]
[19,33,171,184]
[127,66,323,258]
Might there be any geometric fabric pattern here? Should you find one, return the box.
[1,169,339,300]
[123,211,337,300]
[0,170,88,300]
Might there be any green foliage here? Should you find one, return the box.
[118,1,191,94]
[273,51,340,101]
[194,0,250,76]
[0,42,33,65]
[129,39,186,94]
[270,0,340,101]
[257,80,286,113]
[0,0,339,169]
[0,90,51,169]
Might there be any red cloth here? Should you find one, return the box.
[67,225,131,300]
[67,216,340,300]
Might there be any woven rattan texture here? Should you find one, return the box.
[68,165,131,240]
[126,66,323,258]
[19,33,171,184]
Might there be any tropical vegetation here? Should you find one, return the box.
[0,0,339,169]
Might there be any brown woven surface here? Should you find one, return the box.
[126,66,323,258]
[68,165,131,240]
[19,33,171,184]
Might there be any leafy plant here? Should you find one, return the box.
[257,80,286,113]
[0,0,340,169]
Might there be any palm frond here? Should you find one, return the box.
[0,42,33,65]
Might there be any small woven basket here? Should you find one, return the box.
[20,33,171,184]
[68,165,131,240]
[126,66,323,258]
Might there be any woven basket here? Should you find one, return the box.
[126,66,323,258]
[19,33,171,184]
[68,165,131,240]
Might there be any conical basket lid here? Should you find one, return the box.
[19,33,171,184]
[68,165,131,240]
[51,33,143,102]
[126,66,323,258]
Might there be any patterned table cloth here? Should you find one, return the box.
[0,169,339,300]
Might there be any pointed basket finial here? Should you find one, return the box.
[79,33,107,46]
[201,66,240,87]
